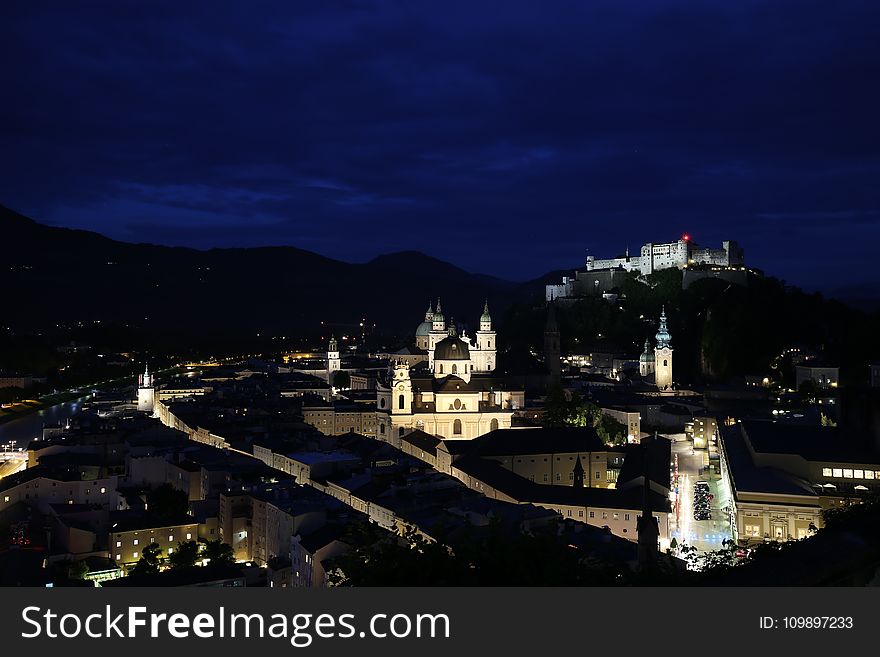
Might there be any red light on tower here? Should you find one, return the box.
[682,233,690,241]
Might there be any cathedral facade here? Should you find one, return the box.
[377,301,522,441]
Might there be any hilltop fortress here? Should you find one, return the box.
[547,236,745,300]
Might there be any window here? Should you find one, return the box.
[556,473,561,481]
[168,535,174,542]
[589,511,595,518]
[663,359,668,366]
[543,474,548,482]
[625,514,630,521]
[490,418,498,431]
[380,423,385,434]
[832,468,843,477]
[116,541,122,548]
[453,398,462,410]
[439,364,444,374]
[744,524,761,537]
[398,394,405,410]
[865,471,875,480]
[612,513,619,520]
[132,552,139,559]
[453,419,462,435]
[186,533,192,540]
[854,470,864,479]
[168,548,174,554]
[579,510,584,518]
[116,554,121,561]
[2,496,8,503]
[133,539,139,546]
[843,469,853,478]
[100,487,106,494]
[380,398,386,409]
[822,468,832,477]
[452,364,457,374]
[595,472,600,479]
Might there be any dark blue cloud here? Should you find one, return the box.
[1,0,878,289]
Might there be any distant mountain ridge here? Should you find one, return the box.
[0,205,524,337]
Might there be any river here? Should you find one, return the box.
[0,397,89,450]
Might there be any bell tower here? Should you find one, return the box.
[475,300,496,372]
[654,308,673,390]
[327,335,341,384]
[137,362,155,414]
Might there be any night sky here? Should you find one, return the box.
[3,1,879,290]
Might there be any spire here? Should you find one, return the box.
[480,299,492,326]
[545,302,558,333]
[329,335,338,352]
[436,297,442,315]
[448,319,457,337]
[655,306,671,349]
[637,439,660,570]
[572,456,585,488]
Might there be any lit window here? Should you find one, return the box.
[854,470,864,479]
[133,552,139,559]
[612,512,619,520]
[169,535,174,542]
[116,554,121,561]
[100,487,106,494]
[843,469,853,478]
[865,471,875,480]
[133,539,139,546]
[602,512,608,519]
[116,541,121,548]
[168,548,174,554]
[832,469,843,478]
[186,533,192,540]
[3,496,8,503]
[822,468,832,477]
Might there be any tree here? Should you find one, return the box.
[204,539,235,566]
[146,484,189,520]
[129,543,163,576]
[332,370,351,389]
[798,379,819,402]
[168,540,200,569]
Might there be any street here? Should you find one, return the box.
[670,438,733,553]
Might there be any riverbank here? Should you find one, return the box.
[0,390,90,426]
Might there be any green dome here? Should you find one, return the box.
[415,321,432,336]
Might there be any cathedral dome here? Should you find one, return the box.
[434,336,471,360]
[415,320,432,337]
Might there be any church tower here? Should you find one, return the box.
[654,308,673,390]
[474,300,497,372]
[544,302,561,387]
[390,360,412,416]
[137,362,155,414]
[428,297,448,367]
[327,335,341,384]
